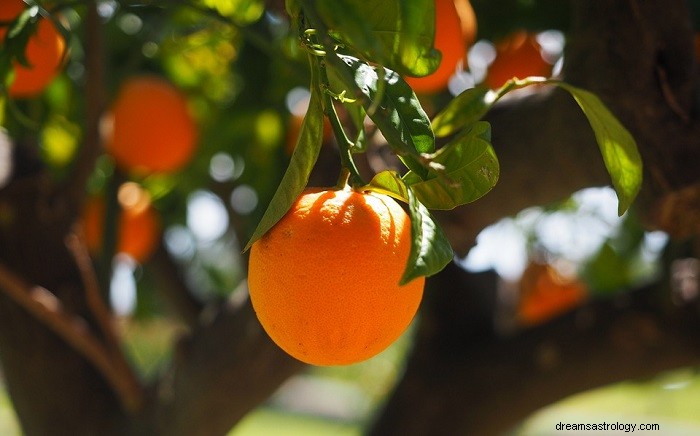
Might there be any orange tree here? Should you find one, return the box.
[0,0,698,435]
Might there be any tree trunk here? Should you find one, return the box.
[370,0,700,433]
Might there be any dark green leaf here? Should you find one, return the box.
[243,57,325,251]
[333,55,434,179]
[431,86,492,137]
[316,0,440,77]
[581,242,631,295]
[402,181,454,284]
[557,83,643,216]
[432,77,643,215]
[363,171,453,284]
[403,121,499,209]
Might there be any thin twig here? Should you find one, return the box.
[0,262,144,412]
[61,0,105,211]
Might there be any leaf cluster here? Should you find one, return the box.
[246,0,643,284]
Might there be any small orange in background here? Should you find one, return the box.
[405,0,477,94]
[517,261,587,326]
[484,31,552,90]
[248,188,425,366]
[82,182,161,263]
[0,0,67,98]
[103,76,198,174]
[285,98,332,156]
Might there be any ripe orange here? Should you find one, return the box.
[517,261,587,326]
[103,76,198,174]
[248,188,425,366]
[82,182,161,263]
[484,31,552,90]
[0,0,67,98]
[405,0,476,94]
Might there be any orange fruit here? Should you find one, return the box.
[103,76,198,174]
[82,182,161,263]
[405,0,476,94]
[484,31,552,90]
[0,0,67,98]
[517,262,587,326]
[248,188,425,366]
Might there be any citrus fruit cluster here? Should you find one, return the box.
[81,76,197,263]
[248,188,425,366]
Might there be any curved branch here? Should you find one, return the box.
[0,262,144,412]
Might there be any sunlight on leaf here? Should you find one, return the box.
[556,83,642,216]
[431,86,492,137]
[333,55,434,179]
[202,0,265,24]
[431,77,642,215]
[243,57,325,251]
[316,0,440,77]
[404,121,499,209]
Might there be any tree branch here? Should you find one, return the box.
[146,286,305,436]
[369,263,700,436]
[61,0,105,212]
[0,262,144,412]
[148,242,204,328]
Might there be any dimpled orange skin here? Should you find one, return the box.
[105,76,198,174]
[405,0,475,94]
[0,0,67,98]
[248,189,425,366]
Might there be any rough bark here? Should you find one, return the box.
[370,0,700,434]
[369,263,700,436]
[0,6,305,436]
[0,0,698,435]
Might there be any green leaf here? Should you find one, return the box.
[431,86,493,137]
[0,8,39,81]
[402,181,454,284]
[202,0,265,24]
[364,170,411,203]
[557,83,643,216]
[315,0,440,77]
[333,54,434,179]
[432,77,643,215]
[243,57,325,251]
[403,121,499,209]
[364,171,453,284]
[581,242,631,295]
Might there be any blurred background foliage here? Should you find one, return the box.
[1,0,700,434]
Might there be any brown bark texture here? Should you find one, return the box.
[0,0,698,435]
[370,0,700,434]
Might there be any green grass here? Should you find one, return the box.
[0,387,20,436]
[515,367,700,435]
[229,409,360,436]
